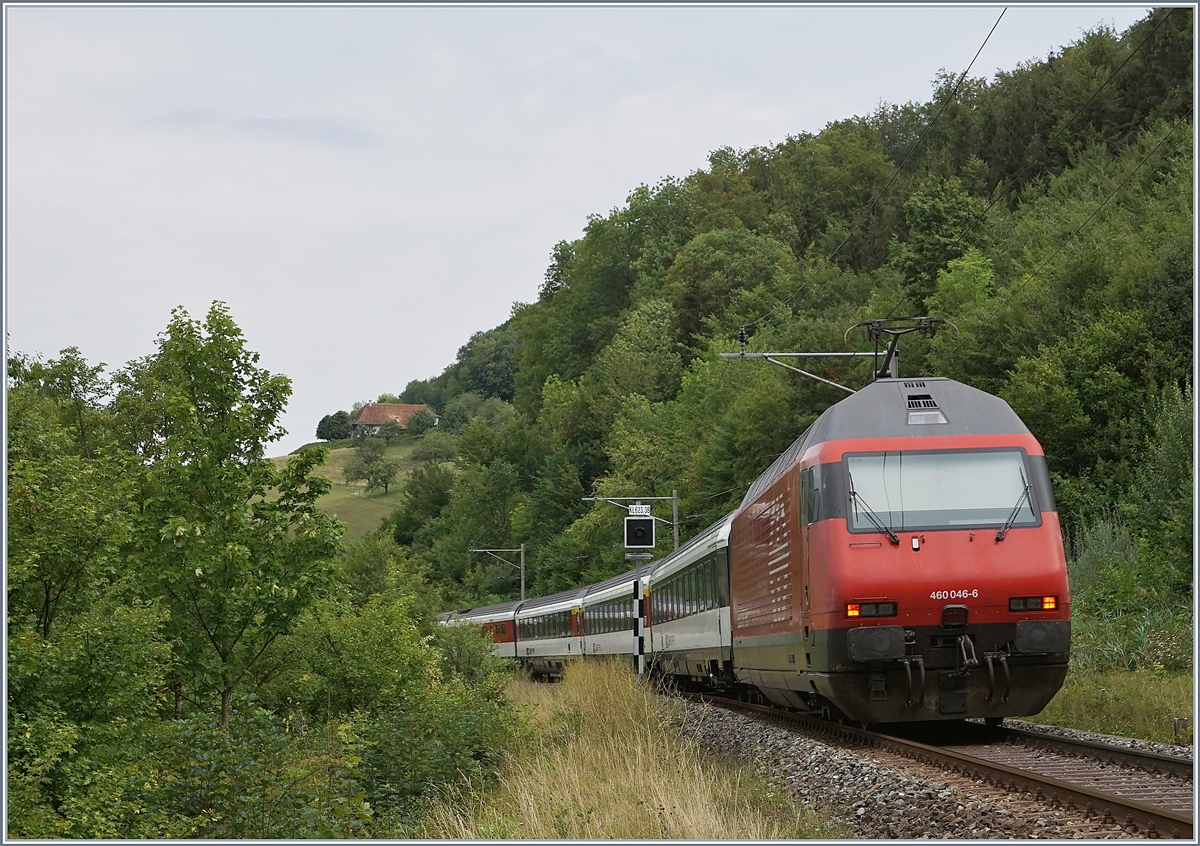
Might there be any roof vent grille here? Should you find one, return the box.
[903,381,926,388]
[906,393,939,410]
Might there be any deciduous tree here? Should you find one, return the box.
[113,302,344,725]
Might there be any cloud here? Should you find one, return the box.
[141,110,382,149]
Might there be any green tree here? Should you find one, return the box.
[334,532,435,613]
[113,302,344,725]
[377,420,404,443]
[316,410,351,441]
[391,463,457,546]
[406,407,437,435]
[664,228,798,353]
[1120,381,1193,594]
[890,175,986,307]
[354,436,388,464]
[345,456,402,494]
[411,429,458,464]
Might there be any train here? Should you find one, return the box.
[442,375,1071,724]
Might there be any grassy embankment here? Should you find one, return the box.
[1033,669,1193,745]
[1028,603,1193,745]
[1027,519,1193,746]
[417,660,847,839]
[272,438,417,542]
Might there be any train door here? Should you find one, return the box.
[799,467,816,626]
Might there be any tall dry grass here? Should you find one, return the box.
[416,660,843,839]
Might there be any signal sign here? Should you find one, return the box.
[625,516,655,548]
[628,504,651,515]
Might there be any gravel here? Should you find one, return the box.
[999,717,1194,759]
[681,702,1149,839]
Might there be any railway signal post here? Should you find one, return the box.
[625,550,653,676]
[582,493,682,676]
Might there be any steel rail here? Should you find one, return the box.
[689,694,1194,839]
[995,724,1194,781]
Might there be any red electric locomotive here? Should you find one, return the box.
[728,376,1070,723]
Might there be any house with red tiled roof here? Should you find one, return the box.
[349,403,438,434]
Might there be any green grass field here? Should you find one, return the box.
[271,438,419,542]
[1029,668,1194,745]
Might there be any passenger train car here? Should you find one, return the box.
[444,376,1070,724]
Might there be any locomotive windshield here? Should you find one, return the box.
[845,449,1039,532]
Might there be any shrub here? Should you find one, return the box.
[411,430,458,465]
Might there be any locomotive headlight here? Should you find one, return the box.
[846,602,897,618]
[1009,595,1058,611]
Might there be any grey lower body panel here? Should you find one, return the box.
[734,621,1070,722]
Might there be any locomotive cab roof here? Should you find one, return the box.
[743,377,1033,507]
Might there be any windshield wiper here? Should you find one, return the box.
[995,471,1033,541]
[848,470,900,545]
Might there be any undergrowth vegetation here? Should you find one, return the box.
[1033,670,1193,745]
[1063,384,1193,676]
[416,660,845,839]
[8,9,1192,836]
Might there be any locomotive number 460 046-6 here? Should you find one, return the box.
[930,589,979,600]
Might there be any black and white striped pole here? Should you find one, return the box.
[625,503,655,677]
[626,551,652,676]
[582,495,672,678]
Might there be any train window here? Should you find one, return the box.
[800,468,814,525]
[846,449,1039,531]
[716,552,729,607]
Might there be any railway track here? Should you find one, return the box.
[687,693,1194,839]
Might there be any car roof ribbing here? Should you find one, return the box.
[516,586,590,615]
[454,599,521,620]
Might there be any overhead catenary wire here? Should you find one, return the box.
[739,7,1008,334]
[945,105,1193,357]
[857,9,1179,359]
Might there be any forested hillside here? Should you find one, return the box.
[7,8,1191,837]
[390,9,1192,608]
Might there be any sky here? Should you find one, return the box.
[5,3,1154,456]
